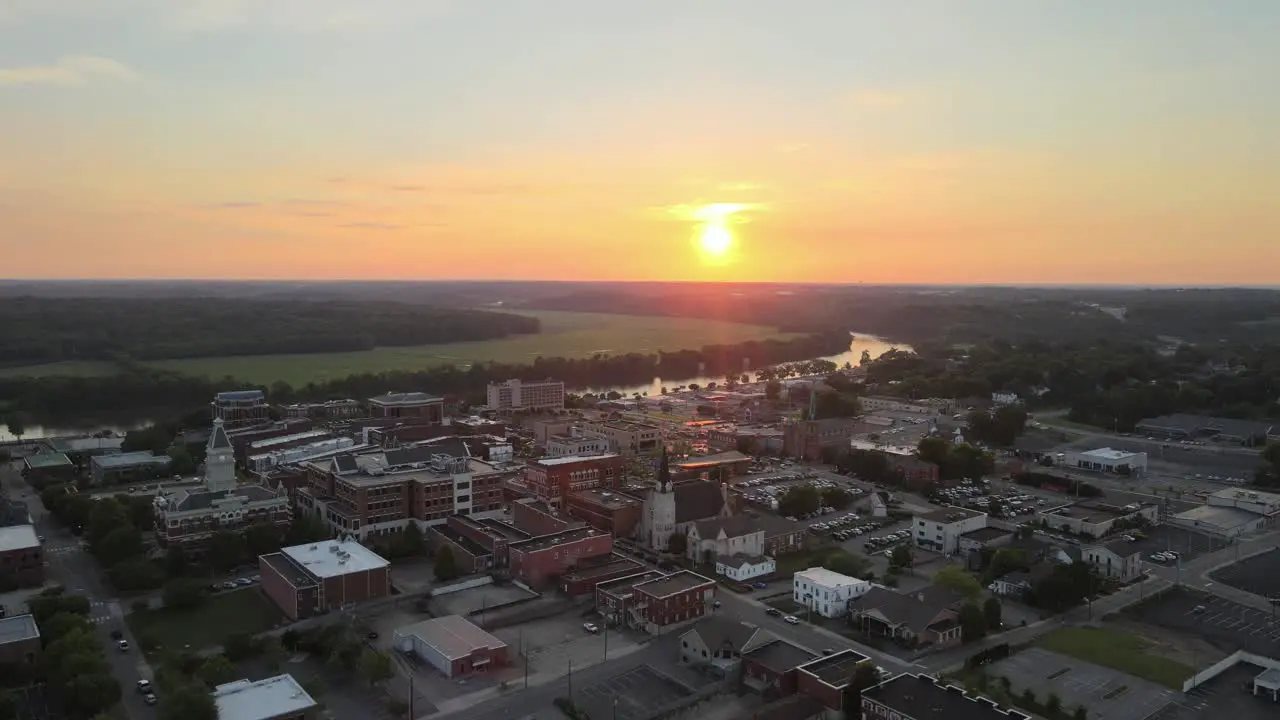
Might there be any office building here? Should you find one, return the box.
[258,540,391,620]
[486,379,565,412]
[212,390,271,430]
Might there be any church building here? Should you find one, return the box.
[642,449,733,551]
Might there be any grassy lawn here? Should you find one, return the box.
[0,310,793,386]
[127,589,284,654]
[1036,627,1194,689]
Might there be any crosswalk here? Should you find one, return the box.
[43,545,81,556]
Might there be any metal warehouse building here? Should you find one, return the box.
[393,615,509,678]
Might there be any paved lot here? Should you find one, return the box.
[1127,588,1280,657]
[432,583,539,617]
[492,613,639,675]
[1146,662,1277,720]
[1209,548,1280,599]
[1130,525,1228,564]
[576,664,694,720]
[990,647,1175,720]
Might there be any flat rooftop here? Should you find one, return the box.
[93,451,170,468]
[961,527,1013,542]
[259,552,316,588]
[562,556,642,582]
[918,506,986,523]
[633,570,715,598]
[570,487,641,509]
[508,526,601,553]
[743,639,817,674]
[280,540,389,578]
[368,392,442,406]
[796,649,872,686]
[212,674,317,720]
[249,430,331,450]
[1078,447,1143,461]
[795,567,867,589]
[24,452,72,469]
[1045,502,1130,521]
[533,454,620,467]
[863,674,1031,720]
[1210,487,1280,507]
[0,614,40,645]
[0,524,40,553]
[397,614,507,661]
[1173,505,1261,529]
[434,525,492,557]
[676,451,750,468]
[597,570,666,596]
[597,421,659,431]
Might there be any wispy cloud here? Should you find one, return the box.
[0,56,137,88]
[848,90,911,110]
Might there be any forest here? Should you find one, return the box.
[0,297,541,364]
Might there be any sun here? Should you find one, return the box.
[698,221,733,256]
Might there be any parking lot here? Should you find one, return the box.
[990,647,1175,720]
[1210,548,1280,599]
[1127,588,1280,657]
[491,612,641,675]
[1129,525,1228,565]
[1146,661,1277,720]
[575,664,694,720]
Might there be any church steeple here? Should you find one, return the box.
[657,447,672,492]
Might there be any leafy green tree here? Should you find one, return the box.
[983,596,1003,629]
[284,514,331,545]
[958,601,988,641]
[823,550,868,578]
[933,565,984,601]
[207,531,246,571]
[777,484,821,517]
[245,523,283,557]
[1072,705,1087,720]
[197,655,238,688]
[62,673,122,719]
[159,684,218,720]
[166,443,198,476]
[222,632,256,662]
[96,526,144,566]
[821,486,853,510]
[5,414,25,442]
[165,545,190,578]
[358,649,395,687]
[889,545,913,570]
[87,498,132,548]
[433,545,461,581]
[108,557,163,591]
[841,663,882,719]
[1045,693,1063,718]
[163,579,207,611]
[667,531,688,556]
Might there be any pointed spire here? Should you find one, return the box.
[658,446,671,492]
[208,417,232,451]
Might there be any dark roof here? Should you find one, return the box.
[385,437,469,466]
[259,552,317,588]
[0,498,30,528]
[750,512,803,538]
[682,617,762,654]
[332,454,359,473]
[693,514,758,540]
[1136,413,1273,438]
[717,553,770,570]
[749,695,825,720]
[863,674,1031,720]
[851,585,962,633]
[209,421,232,451]
[674,481,726,524]
[657,447,672,490]
[796,649,872,687]
[1095,538,1141,558]
[170,485,282,512]
[743,639,817,674]
[918,506,985,523]
[24,452,73,469]
[216,390,264,402]
[960,527,1012,543]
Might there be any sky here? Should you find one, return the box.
[1,1,1278,285]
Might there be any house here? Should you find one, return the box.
[740,640,818,699]
[1082,539,1143,583]
[625,571,718,634]
[793,567,872,618]
[686,515,765,564]
[849,585,963,648]
[988,562,1056,599]
[678,616,772,668]
[716,554,776,581]
[913,506,988,554]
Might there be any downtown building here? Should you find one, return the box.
[486,379,565,413]
[212,390,272,430]
[522,454,624,509]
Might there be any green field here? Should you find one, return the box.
[0,360,121,379]
[127,589,284,654]
[1036,627,1194,689]
[0,311,794,386]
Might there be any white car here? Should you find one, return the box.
[783,615,800,625]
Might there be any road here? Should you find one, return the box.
[1,463,152,720]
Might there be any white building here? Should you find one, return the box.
[858,396,934,415]
[793,567,872,618]
[913,507,988,554]
[1207,488,1280,518]
[686,516,765,564]
[991,392,1020,406]
[211,674,319,720]
[545,433,610,457]
[716,554,776,581]
[1062,447,1148,475]
[486,378,565,412]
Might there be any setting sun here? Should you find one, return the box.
[699,222,733,256]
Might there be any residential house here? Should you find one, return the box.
[740,640,818,700]
[1083,539,1144,583]
[716,554,775,581]
[793,567,872,618]
[686,515,765,565]
[678,616,772,668]
[988,562,1056,599]
[849,585,963,648]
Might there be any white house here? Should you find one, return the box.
[1062,447,1148,475]
[913,507,988,555]
[686,516,765,564]
[793,567,872,618]
[716,554,775,581]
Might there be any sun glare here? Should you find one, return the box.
[699,222,733,256]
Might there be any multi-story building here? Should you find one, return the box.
[757,515,807,557]
[507,526,613,588]
[862,673,1031,720]
[532,419,573,445]
[565,488,643,538]
[792,567,872,618]
[212,674,320,720]
[213,390,271,430]
[545,434,610,457]
[888,455,941,488]
[624,570,717,634]
[247,436,356,473]
[368,392,444,423]
[154,420,292,548]
[522,454,623,508]
[559,556,644,596]
[686,515,765,565]
[510,498,579,537]
[595,570,666,625]
[1082,539,1144,583]
[0,615,41,666]
[258,540,392,620]
[275,399,363,421]
[706,425,785,455]
[795,650,874,713]
[0,525,42,588]
[581,421,662,456]
[674,451,752,481]
[90,451,172,486]
[486,379,565,413]
[783,419,857,461]
[912,507,988,554]
[858,396,936,415]
[21,453,75,485]
[297,439,504,541]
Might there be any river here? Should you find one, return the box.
[0,332,910,441]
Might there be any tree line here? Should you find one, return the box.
[0,331,849,423]
[0,297,541,365]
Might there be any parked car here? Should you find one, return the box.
[143,693,158,706]
[117,640,130,652]
[783,615,800,625]
[135,680,152,694]
[765,608,782,617]
[582,622,599,634]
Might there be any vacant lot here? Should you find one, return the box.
[127,589,284,653]
[990,647,1175,720]
[1036,627,1194,689]
[1210,548,1280,598]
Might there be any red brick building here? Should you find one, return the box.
[258,540,392,620]
[595,570,666,624]
[623,571,717,634]
[863,674,1031,720]
[795,650,873,713]
[783,419,857,461]
[394,615,509,678]
[0,525,44,589]
[887,454,940,489]
[424,515,531,573]
[511,498,578,537]
[522,454,623,508]
[559,556,644,596]
[565,488,643,538]
[741,640,818,700]
[507,526,612,588]
[674,451,752,480]
[0,615,41,666]
[368,392,444,422]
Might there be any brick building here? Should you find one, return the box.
[863,674,1031,720]
[0,525,43,588]
[20,453,75,486]
[275,399,363,421]
[545,434,611,457]
[741,640,818,699]
[258,540,392,620]
[0,614,41,666]
[297,439,504,542]
[425,515,530,574]
[888,455,940,489]
[212,390,271,430]
[559,556,644,596]
[368,392,444,423]
[580,421,662,456]
[782,419,857,461]
[595,570,666,625]
[674,451,752,480]
[511,498,579,537]
[795,650,873,713]
[507,526,612,588]
[566,488,643,538]
[486,379,565,413]
[623,570,717,634]
[394,615,509,678]
[522,454,623,508]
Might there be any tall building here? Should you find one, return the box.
[522,454,623,508]
[647,450,677,550]
[486,379,565,412]
[212,390,271,430]
[368,392,444,423]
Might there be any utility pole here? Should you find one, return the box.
[568,660,573,700]
[603,620,609,660]
[521,630,528,689]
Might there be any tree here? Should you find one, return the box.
[96,526,144,566]
[983,596,1003,630]
[841,663,882,719]
[358,648,395,687]
[983,548,1029,584]
[108,557,163,591]
[62,673,122,719]
[207,531,246,571]
[1020,689,1036,708]
[1045,692,1063,717]
[958,601,988,641]
[5,414,25,442]
[163,579,207,611]
[166,444,197,476]
[821,487,853,510]
[284,513,331,545]
[281,629,302,651]
[1072,705,1087,720]
[987,496,1004,517]
[777,484,821,517]
[197,654,238,688]
[933,565,984,601]
[823,550,868,579]
[87,498,132,549]
[889,545,913,570]
[159,684,218,720]
[245,523,283,557]
[433,545,461,581]
[223,632,257,662]
[917,437,951,467]
[165,545,190,578]
[667,531,688,556]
